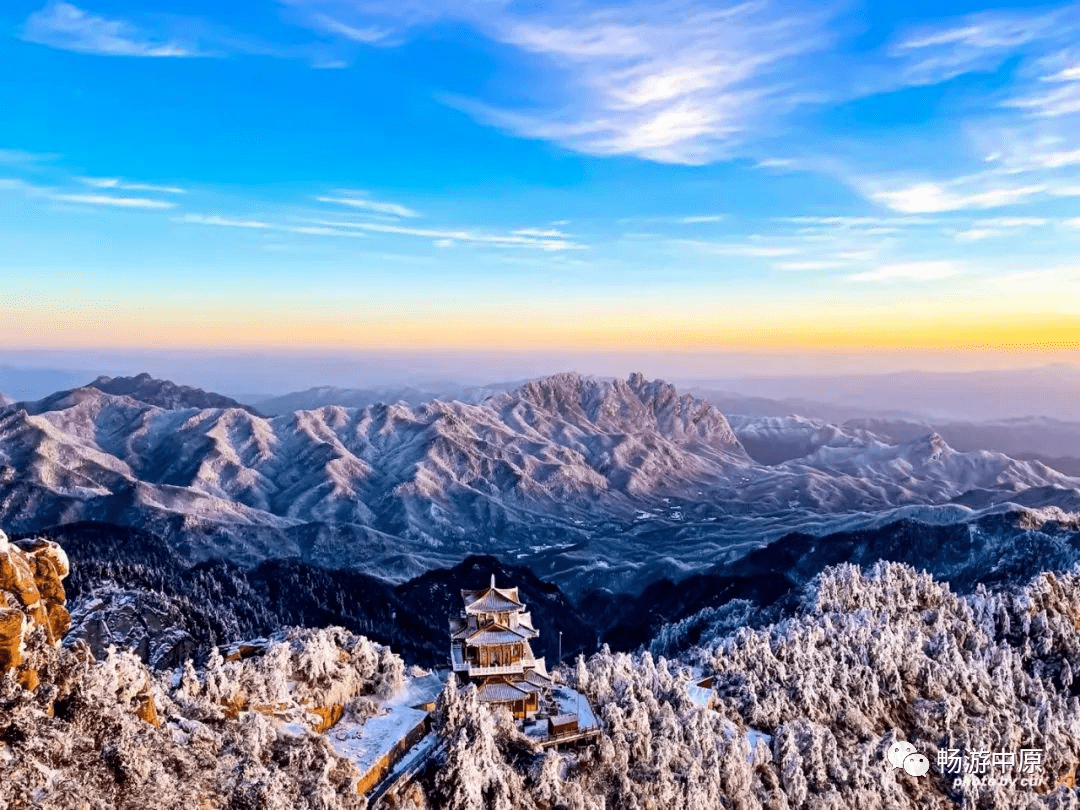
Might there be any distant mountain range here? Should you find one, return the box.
[253,381,522,416]
[254,380,1080,476]
[686,363,1080,422]
[716,407,1080,477]
[1,372,1078,596]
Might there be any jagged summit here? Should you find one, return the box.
[503,372,743,452]
[87,372,259,414]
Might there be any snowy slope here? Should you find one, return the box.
[0,372,750,535]
[0,373,1077,589]
[87,373,260,414]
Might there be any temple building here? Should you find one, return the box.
[449,575,554,719]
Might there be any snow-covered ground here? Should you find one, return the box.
[522,684,598,741]
[552,685,597,730]
[326,672,444,781]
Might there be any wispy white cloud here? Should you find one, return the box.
[451,3,838,164]
[952,216,1048,241]
[684,239,798,258]
[1001,48,1080,117]
[755,158,799,169]
[174,212,368,238]
[20,1,333,63]
[0,149,60,166]
[306,12,390,44]
[811,5,1080,214]
[78,176,186,194]
[305,217,585,250]
[953,227,1010,242]
[176,211,580,249]
[867,180,1047,214]
[778,215,938,227]
[175,214,270,229]
[774,260,847,271]
[316,192,419,218]
[1007,82,1080,118]
[678,215,725,224]
[287,224,368,237]
[294,0,838,164]
[884,4,1079,90]
[1047,65,1080,82]
[512,227,570,238]
[275,0,1080,182]
[847,261,964,283]
[50,192,177,209]
[0,175,182,211]
[21,2,199,57]
[616,213,727,228]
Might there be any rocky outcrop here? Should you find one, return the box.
[0,529,70,688]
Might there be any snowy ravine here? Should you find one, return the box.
[5,561,1080,808]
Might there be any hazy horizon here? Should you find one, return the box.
[2,347,1079,421]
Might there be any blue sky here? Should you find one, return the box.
[2,0,1080,357]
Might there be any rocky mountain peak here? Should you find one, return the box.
[505,373,744,452]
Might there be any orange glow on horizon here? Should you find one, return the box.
[3,304,1078,353]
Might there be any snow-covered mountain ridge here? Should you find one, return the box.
[87,372,259,414]
[1,372,1077,591]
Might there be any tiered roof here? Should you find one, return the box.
[524,668,552,688]
[449,617,538,643]
[466,626,531,645]
[477,681,533,702]
[462,575,524,614]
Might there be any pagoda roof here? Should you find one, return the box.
[462,575,524,613]
[449,616,471,639]
[465,624,531,645]
[524,669,553,688]
[476,681,532,703]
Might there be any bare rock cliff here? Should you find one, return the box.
[0,529,70,688]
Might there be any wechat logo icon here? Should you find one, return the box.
[888,741,930,777]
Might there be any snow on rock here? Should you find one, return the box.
[0,618,417,809]
[1017,505,1080,530]
[87,372,259,414]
